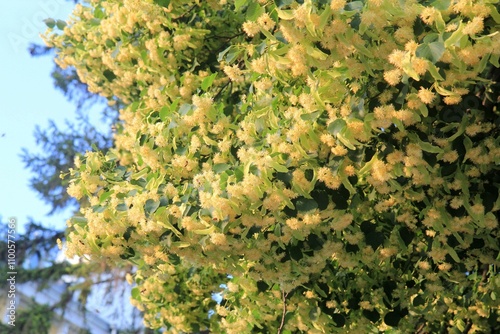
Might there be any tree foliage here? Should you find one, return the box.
[45,0,499,332]
[0,302,53,334]
[0,220,67,285]
[0,219,145,333]
[0,221,68,333]
[20,116,112,214]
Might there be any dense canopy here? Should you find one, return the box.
[45,0,500,332]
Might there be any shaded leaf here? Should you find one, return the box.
[295,198,318,212]
[416,40,445,63]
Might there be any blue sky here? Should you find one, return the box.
[0,0,92,233]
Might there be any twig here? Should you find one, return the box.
[462,319,472,334]
[206,32,245,41]
[277,290,289,334]
[174,5,196,21]
[213,81,231,101]
[415,320,426,334]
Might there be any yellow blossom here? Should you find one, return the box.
[330,0,346,11]
[443,95,462,105]
[257,13,275,31]
[463,17,484,35]
[418,87,435,104]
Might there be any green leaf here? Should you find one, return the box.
[120,247,135,260]
[434,11,446,33]
[456,319,466,331]
[401,53,420,81]
[444,22,464,48]
[99,191,113,203]
[446,244,461,263]
[488,4,500,23]
[116,203,128,211]
[270,161,288,173]
[92,205,105,213]
[259,27,278,43]
[300,111,322,121]
[490,53,500,67]
[235,0,248,10]
[431,0,451,10]
[168,120,177,130]
[416,40,445,63]
[171,241,190,248]
[201,73,217,91]
[213,163,230,173]
[179,103,191,115]
[340,174,356,194]
[419,141,443,154]
[144,199,160,215]
[159,106,169,121]
[319,6,332,31]
[226,48,242,63]
[447,116,467,142]
[153,0,171,8]
[358,154,377,176]
[419,104,428,117]
[364,230,385,250]
[354,42,374,58]
[192,225,216,235]
[345,1,363,11]
[44,18,56,28]
[159,220,182,237]
[89,18,101,26]
[94,6,105,19]
[427,62,444,81]
[327,119,346,136]
[218,46,232,62]
[111,46,120,59]
[305,44,328,60]
[314,283,328,298]
[309,307,320,321]
[337,131,356,150]
[408,134,443,154]
[155,207,167,218]
[103,69,116,81]
[71,216,88,226]
[277,9,295,20]
[56,19,67,30]
[275,0,294,8]
[475,52,490,73]
[246,2,264,20]
[131,287,140,300]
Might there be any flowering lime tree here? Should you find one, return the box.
[45,0,500,332]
